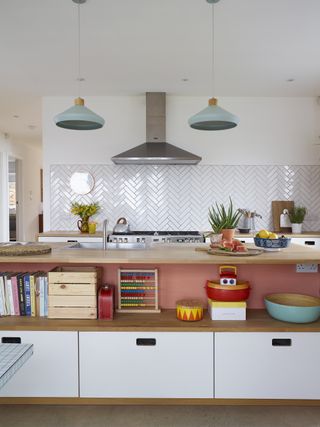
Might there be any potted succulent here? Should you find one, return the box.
[71,202,100,233]
[289,206,307,234]
[208,198,242,243]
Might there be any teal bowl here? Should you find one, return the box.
[264,293,320,323]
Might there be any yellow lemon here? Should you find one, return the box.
[269,232,278,239]
[258,229,270,239]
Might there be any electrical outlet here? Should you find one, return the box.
[296,264,318,273]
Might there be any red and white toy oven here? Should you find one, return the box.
[219,265,237,286]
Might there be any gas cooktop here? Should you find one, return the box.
[109,230,204,244]
[112,231,201,236]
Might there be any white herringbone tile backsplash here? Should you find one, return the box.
[50,165,320,231]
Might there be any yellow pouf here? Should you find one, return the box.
[176,299,203,321]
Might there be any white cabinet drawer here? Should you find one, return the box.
[291,238,320,249]
[0,331,78,397]
[79,332,214,398]
[215,332,320,399]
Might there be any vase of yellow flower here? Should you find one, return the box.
[71,202,100,233]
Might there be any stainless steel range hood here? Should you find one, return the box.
[111,92,202,165]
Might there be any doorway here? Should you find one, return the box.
[8,157,22,241]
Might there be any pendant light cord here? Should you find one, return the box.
[77,2,81,98]
[211,3,215,97]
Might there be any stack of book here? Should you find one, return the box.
[0,272,48,317]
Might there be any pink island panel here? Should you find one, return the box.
[0,262,319,309]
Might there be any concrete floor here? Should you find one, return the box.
[0,405,320,427]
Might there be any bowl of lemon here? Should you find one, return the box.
[254,230,291,251]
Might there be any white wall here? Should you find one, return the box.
[43,95,320,230]
[43,95,319,165]
[169,97,319,165]
[0,133,42,241]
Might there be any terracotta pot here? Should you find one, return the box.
[221,228,235,243]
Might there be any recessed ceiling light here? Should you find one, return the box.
[286,78,295,82]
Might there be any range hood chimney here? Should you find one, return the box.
[111,92,202,165]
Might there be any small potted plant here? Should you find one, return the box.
[289,206,307,234]
[71,202,100,233]
[208,198,242,243]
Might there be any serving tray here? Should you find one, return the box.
[207,248,264,257]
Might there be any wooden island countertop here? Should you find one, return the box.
[0,243,319,265]
[0,309,319,332]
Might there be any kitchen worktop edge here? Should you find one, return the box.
[0,243,319,264]
[0,309,319,332]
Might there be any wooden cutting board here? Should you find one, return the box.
[271,201,294,232]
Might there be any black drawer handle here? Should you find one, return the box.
[67,240,78,242]
[304,241,315,245]
[272,338,291,347]
[2,337,21,344]
[136,338,156,346]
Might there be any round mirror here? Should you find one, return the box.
[70,171,95,195]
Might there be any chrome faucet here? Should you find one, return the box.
[103,219,109,250]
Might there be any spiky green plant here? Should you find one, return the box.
[208,198,241,233]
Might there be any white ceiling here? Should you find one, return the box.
[1,0,320,144]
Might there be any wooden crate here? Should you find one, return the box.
[48,267,101,319]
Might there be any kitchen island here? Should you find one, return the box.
[1,242,320,264]
[0,243,319,404]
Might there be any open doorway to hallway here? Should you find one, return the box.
[8,156,22,242]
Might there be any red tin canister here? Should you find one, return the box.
[98,285,115,320]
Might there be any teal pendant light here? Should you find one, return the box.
[55,97,105,130]
[54,0,105,130]
[188,0,239,131]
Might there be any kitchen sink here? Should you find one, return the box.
[67,242,146,250]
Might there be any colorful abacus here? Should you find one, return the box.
[117,269,160,313]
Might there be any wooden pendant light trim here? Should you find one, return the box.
[74,97,85,106]
[208,97,218,106]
